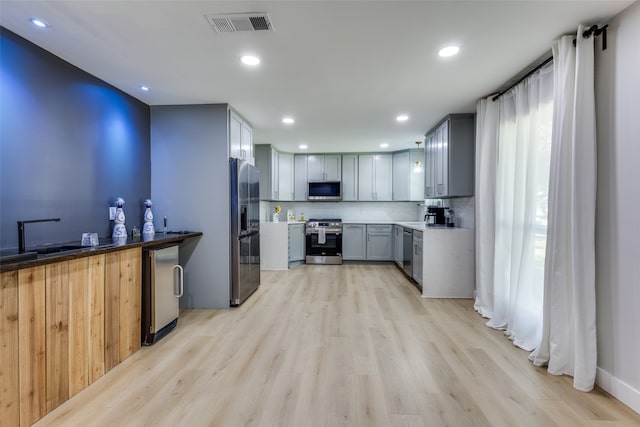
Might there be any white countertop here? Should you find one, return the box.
[343,220,471,231]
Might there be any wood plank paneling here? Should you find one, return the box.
[87,254,105,384]
[45,261,69,412]
[18,266,46,427]
[104,252,121,371]
[0,271,19,426]
[119,248,141,361]
[68,258,88,397]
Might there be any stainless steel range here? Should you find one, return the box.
[305,218,343,265]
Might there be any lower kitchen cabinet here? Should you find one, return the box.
[288,223,305,263]
[2,248,141,426]
[412,230,423,286]
[393,225,403,266]
[366,224,393,260]
[343,224,366,260]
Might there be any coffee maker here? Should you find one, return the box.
[425,206,455,227]
[425,206,445,226]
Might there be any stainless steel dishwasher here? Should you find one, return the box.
[402,228,413,277]
[142,245,183,345]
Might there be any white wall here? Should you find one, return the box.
[594,1,640,412]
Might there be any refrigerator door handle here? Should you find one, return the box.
[173,265,184,297]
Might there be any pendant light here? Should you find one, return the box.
[414,140,423,173]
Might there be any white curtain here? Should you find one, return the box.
[474,63,554,351]
[474,98,499,319]
[529,26,598,392]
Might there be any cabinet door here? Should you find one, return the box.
[394,225,403,265]
[18,266,46,426]
[409,149,425,201]
[1,271,19,426]
[424,134,435,198]
[358,155,375,201]
[288,224,305,262]
[412,233,423,285]
[434,121,448,197]
[278,152,294,201]
[241,121,254,165]
[307,155,325,181]
[366,225,393,260]
[392,151,409,201]
[342,154,358,201]
[342,224,366,260]
[440,121,449,196]
[229,110,242,160]
[294,155,308,200]
[271,148,279,200]
[373,154,393,201]
[324,154,342,181]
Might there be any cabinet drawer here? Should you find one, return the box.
[366,224,392,233]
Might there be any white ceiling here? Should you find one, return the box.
[0,1,634,153]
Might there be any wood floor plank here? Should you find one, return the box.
[32,264,640,427]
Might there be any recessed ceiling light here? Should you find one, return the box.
[380,143,389,148]
[396,115,409,122]
[282,117,295,124]
[30,18,48,28]
[140,85,150,92]
[299,144,308,149]
[241,55,260,66]
[438,46,460,57]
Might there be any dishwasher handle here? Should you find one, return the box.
[173,265,184,297]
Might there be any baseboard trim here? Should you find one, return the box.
[596,367,640,414]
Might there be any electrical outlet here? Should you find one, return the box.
[109,206,116,220]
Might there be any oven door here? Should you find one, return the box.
[305,229,342,264]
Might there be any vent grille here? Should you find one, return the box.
[205,13,273,33]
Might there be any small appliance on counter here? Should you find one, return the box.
[425,206,456,227]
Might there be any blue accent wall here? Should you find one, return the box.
[0,28,151,249]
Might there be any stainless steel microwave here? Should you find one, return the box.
[307,181,342,201]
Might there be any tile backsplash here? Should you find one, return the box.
[261,201,423,223]
[261,197,476,229]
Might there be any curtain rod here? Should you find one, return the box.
[492,56,553,101]
[492,24,609,102]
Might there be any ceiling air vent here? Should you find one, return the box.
[205,13,273,33]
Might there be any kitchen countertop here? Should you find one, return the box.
[343,220,470,231]
[0,231,202,272]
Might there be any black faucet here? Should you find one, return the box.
[17,218,61,253]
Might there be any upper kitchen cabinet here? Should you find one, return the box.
[307,154,341,181]
[424,114,475,198]
[341,154,358,201]
[358,154,392,201]
[229,109,254,165]
[278,152,294,201]
[255,145,294,201]
[254,145,278,200]
[393,149,424,201]
[294,155,308,201]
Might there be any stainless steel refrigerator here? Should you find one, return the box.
[230,158,261,306]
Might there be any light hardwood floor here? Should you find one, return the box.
[34,264,639,427]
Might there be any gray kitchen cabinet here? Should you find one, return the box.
[278,152,294,201]
[307,154,341,181]
[393,149,424,201]
[341,154,358,201]
[394,225,403,266]
[254,144,279,200]
[343,224,366,260]
[294,154,308,201]
[366,224,393,260]
[424,114,475,198]
[358,154,393,201]
[288,223,305,263]
[229,109,254,165]
[412,230,423,286]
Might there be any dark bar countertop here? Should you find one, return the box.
[0,231,202,272]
